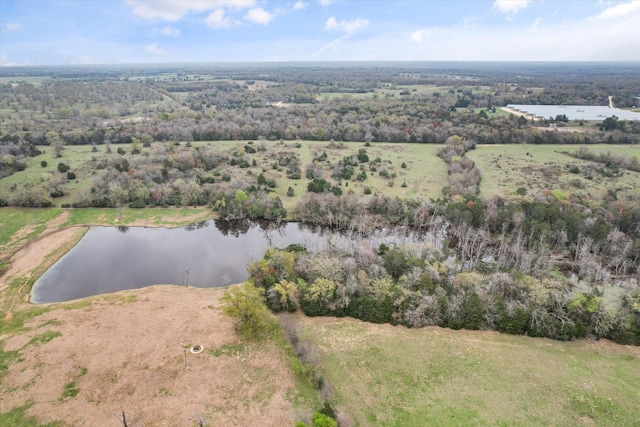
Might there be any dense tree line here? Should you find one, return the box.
[2,64,640,153]
[247,221,640,345]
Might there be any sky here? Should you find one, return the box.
[1,0,639,66]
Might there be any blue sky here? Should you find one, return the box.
[1,0,639,65]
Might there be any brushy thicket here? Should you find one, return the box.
[248,197,640,345]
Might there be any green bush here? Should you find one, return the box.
[57,162,69,173]
[348,296,395,324]
[220,283,273,339]
[308,178,331,193]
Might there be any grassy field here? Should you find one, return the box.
[316,85,452,102]
[302,316,640,427]
[3,141,639,213]
[247,140,448,208]
[1,140,449,210]
[467,144,640,198]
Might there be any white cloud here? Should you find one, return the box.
[594,0,640,19]
[293,1,307,10]
[77,55,99,65]
[145,43,164,54]
[493,0,530,16]
[127,0,255,21]
[325,17,368,33]
[403,11,640,61]
[532,17,542,31]
[6,22,23,31]
[319,0,334,5]
[410,29,432,43]
[154,25,181,37]
[205,9,233,28]
[244,7,275,24]
[463,17,478,28]
[0,55,17,66]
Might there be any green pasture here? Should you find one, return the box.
[316,85,452,102]
[0,144,106,205]
[467,144,640,198]
[0,76,52,85]
[303,317,640,427]
[188,140,447,210]
[4,141,639,220]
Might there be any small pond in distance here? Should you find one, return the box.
[31,220,417,303]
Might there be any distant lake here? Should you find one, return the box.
[507,104,640,121]
[31,220,419,303]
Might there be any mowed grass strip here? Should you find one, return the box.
[302,317,640,427]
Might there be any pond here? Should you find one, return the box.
[31,220,421,303]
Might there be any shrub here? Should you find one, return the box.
[220,283,273,338]
[308,178,331,193]
[348,296,395,324]
[299,278,336,317]
[296,412,338,427]
[57,162,69,173]
[357,149,369,163]
[41,160,48,167]
[66,171,76,180]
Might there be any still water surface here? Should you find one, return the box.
[31,220,313,303]
[31,220,416,303]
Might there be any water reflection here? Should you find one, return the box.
[31,220,426,304]
[184,221,209,231]
[31,220,315,303]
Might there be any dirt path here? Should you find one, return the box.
[1,286,298,426]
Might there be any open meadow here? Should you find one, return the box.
[0,140,449,212]
[301,316,640,427]
[467,144,640,198]
[5,140,639,212]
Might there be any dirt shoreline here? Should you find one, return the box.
[0,220,300,425]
